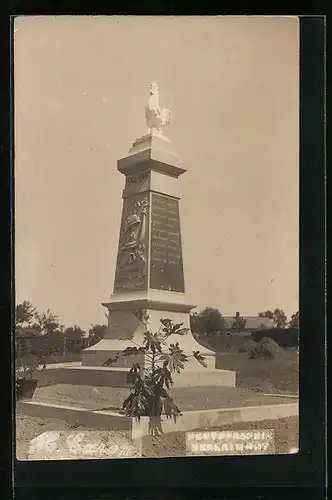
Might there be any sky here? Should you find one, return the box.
[14,16,299,330]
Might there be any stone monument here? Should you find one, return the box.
[82,82,235,387]
[18,84,298,436]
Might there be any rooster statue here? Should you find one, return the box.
[145,81,172,134]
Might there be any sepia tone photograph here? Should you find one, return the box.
[14,15,299,460]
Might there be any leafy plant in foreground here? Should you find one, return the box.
[103,317,207,432]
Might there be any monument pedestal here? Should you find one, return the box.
[81,130,235,387]
[82,290,216,369]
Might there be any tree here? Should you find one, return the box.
[35,309,63,336]
[88,324,107,347]
[258,309,287,329]
[15,301,36,327]
[104,317,207,434]
[34,309,64,355]
[258,310,274,320]
[64,325,85,340]
[273,309,287,328]
[191,307,225,336]
[64,325,86,352]
[288,311,299,329]
[15,302,43,362]
[231,315,247,332]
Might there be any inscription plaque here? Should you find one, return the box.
[123,171,150,198]
[150,193,185,292]
[113,193,150,293]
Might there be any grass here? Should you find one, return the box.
[216,348,298,394]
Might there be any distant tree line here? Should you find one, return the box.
[15,301,299,359]
[190,307,299,335]
[15,300,107,359]
[190,307,299,348]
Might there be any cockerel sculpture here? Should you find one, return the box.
[145,81,172,134]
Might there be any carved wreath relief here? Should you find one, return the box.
[120,197,149,265]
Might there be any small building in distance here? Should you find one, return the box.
[223,311,274,335]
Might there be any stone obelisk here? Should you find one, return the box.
[82,83,235,387]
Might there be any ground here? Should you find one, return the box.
[15,414,134,460]
[15,348,299,459]
[16,413,299,459]
[16,414,72,460]
[216,348,298,394]
[142,415,299,457]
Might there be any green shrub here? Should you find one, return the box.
[238,339,258,354]
[248,337,282,359]
[190,308,225,336]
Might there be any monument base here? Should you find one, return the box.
[81,293,235,387]
[82,293,215,367]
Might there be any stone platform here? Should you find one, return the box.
[25,383,299,412]
[18,384,299,443]
[17,370,298,456]
[36,361,236,389]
